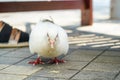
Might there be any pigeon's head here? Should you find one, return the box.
[47,33,58,49]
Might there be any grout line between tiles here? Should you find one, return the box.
[68,48,110,80]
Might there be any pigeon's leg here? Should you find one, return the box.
[48,57,65,64]
[28,57,44,65]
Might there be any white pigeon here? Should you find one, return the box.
[29,19,69,65]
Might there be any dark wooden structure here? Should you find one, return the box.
[0,0,93,26]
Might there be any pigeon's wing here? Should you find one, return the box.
[29,22,48,54]
[57,27,69,55]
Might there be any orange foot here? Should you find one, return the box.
[28,57,44,66]
[48,57,66,64]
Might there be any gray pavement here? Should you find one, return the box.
[0,30,120,80]
[1,0,120,80]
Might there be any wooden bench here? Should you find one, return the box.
[0,0,93,26]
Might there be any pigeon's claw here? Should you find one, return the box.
[48,57,66,64]
[28,57,44,65]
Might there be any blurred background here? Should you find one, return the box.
[0,0,120,37]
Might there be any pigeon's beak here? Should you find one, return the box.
[49,40,55,49]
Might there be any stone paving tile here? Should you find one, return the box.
[0,57,43,75]
[0,73,27,80]
[0,64,9,70]
[64,49,102,62]
[0,48,16,51]
[20,55,88,70]
[24,76,66,80]
[15,47,29,52]
[72,70,116,80]
[0,53,4,56]
[79,46,110,50]
[102,50,120,57]
[115,74,120,80]
[0,56,24,65]
[15,58,36,66]
[15,57,51,68]
[0,56,24,70]
[47,61,88,70]
[70,49,103,55]
[3,48,31,58]
[65,54,96,62]
[0,48,16,56]
[0,51,8,56]
[17,58,80,80]
[0,56,23,69]
[32,68,78,79]
[84,62,120,73]
[94,56,120,64]
[0,65,42,75]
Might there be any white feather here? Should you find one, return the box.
[29,21,69,58]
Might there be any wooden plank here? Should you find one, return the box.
[0,1,83,12]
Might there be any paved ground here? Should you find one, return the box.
[0,30,120,80]
[1,0,120,80]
